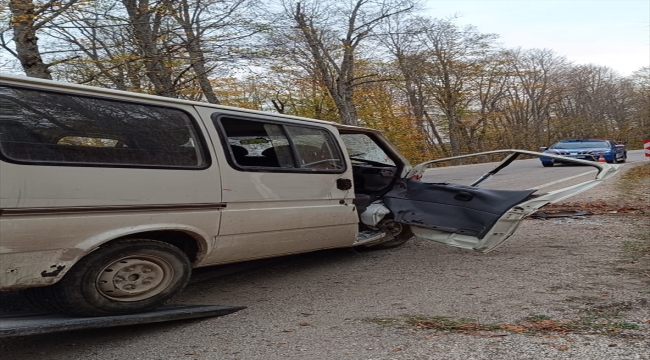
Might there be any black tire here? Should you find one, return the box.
[364,221,414,250]
[620,153,627,163]
[542,161,554,167]
[23,239,191,317]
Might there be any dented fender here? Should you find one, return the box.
[0,249,79,290]
[0,221,214,290]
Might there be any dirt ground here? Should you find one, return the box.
[1,163,649,360]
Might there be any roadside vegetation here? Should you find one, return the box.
[365,313,640,337]
[542,163,650,216]
[2,0,649,163]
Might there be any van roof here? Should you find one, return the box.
[0,74,376,133]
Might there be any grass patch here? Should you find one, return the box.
[620,227,650,279]
[619,163,650,195]
[563,295,599,304]
[541,163,650,216]
[405,315,500,333]
[623,233,650,260]
[368,313,642,336]
[524,314,552,321]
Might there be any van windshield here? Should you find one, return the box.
[340,133,395,166]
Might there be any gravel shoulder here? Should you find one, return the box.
[1,163,649,360]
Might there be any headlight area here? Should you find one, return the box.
[589,150,611,155]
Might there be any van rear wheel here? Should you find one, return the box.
[23,239,191,316]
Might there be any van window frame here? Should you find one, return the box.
[212,114,347,174]
[0,84,212,170]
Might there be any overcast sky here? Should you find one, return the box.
[423,0,649,76]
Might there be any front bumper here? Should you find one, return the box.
[540,153,613,163]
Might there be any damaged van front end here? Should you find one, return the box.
[362,149,620,253]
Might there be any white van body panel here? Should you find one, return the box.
[194,107,359,264]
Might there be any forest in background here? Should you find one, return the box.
[2,0,649,163]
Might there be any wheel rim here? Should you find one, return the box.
[96,255,174,302]
[382,220,403,237]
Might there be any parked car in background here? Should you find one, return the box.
[539,139,627,167]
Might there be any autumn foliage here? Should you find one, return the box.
[3,0,649,163]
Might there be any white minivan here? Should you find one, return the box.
[0,75,619,316]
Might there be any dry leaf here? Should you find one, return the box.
[299,322,310,326]
[282,329,294,333]
[608,344,617,347]
[557,345,568,351]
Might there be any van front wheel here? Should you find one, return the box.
[364,221,413,250]
[24,239,191,316]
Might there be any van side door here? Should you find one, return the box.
[195,109,359,264]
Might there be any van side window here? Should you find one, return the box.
[217,117,345,172]
[0,85,207,168]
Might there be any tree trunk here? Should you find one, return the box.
[9,0,52,79]
[173,0,220,104]
[122,0,177,98]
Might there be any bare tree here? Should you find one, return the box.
[120,0,179,97]
[508,49,568,147]
[377,14,447,155]
[285,0,415,125]
[628,67,650,140]
[414,18,498,156]
[4,0,79,79]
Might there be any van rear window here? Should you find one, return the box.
[0,85,207,168]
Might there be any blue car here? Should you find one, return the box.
[539,139,627,167]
